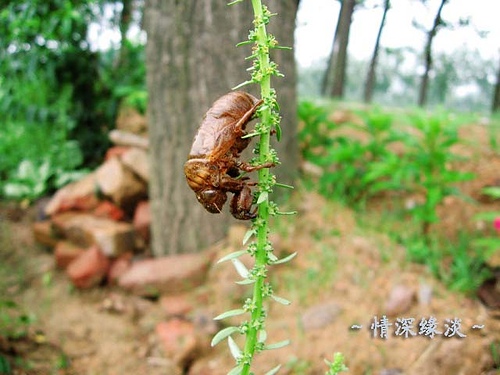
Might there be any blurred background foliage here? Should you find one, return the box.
[0,0,145,201]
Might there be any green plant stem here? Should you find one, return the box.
[241,0,272,373]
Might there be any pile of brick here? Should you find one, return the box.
[33,108,152,289]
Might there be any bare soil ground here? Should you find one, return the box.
[1,121,500,375]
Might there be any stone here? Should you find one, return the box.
[121,147,150,182]
[54,241,87,269]
[44,172,99,216]
[66,246,110,288]
[118,251,215,296]
[95,157,147,210]
[156,319,201,369]
[51,212,135,256]
[104,146,130,161]
[418,282,433,306]
[160,294,193,317]
[33,220,59,248]
[385,285,415,316]
[301,301,341,330]
[116,107,148,135]
[93,200,126,221]
[109,129,149,149]
[133,200,150,242]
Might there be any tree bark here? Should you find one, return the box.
[363,0,390,103]
[144,1,298,255]
[418,0,448,107]
[322,0,356,98]
[492,51,500,113]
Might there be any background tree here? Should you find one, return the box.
[144,0,298,256]
[417,0,448,107]
[363,0,390,103]
[322,0,357,98]
[493,51,500,113]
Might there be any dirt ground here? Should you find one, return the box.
[1,121,500,375]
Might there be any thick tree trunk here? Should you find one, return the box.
[144,1,298,255]
[418,0,447,107]
[492,52,500,113]
[322,0,356,98]
[363,0,390,103]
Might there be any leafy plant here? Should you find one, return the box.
[401,112,474,237]
[0,300,35,340]
[298,103,404,205]
[209,2,296,374]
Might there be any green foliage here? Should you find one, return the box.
[0,300,35,340]
[299,101,491,294]
[298,102,404,205]
[403,112,474,235]
[404,233,491,294]
[212,1,295,374]
[0,0,147,202]
[325,353,348,375]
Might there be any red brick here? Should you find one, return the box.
[93,200,125,221]
[160,294,193,317]
[118,251,215,296]
[104,146,130,161]
[107,252,133,285]
[44,172,99,216]
[66,246,110,288]
[54,241,86,269]
[156,319,200,368]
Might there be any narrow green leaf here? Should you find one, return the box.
[217,250,247,264]
[274,182,294,189]
[232,80,253,90]
[264,340,290,350]
[264,364,282,375]
[241,132,260,139]
[214,309,246,320]
[257,191,269,204]
[258,329,267,343]
[270,295,291,306]
[211,326,239,347]
[272,45,292,50]
[242,229,255,245]
[271,252,297,265]
[228,336,242,360]
[227,0,243,5]
[235,278,255,285]
[274,122,282,141]
[267,252,278,262]
[228,364,244,375]
[236,40,253,47]
[277,210,297,216]
[231,259,249,278]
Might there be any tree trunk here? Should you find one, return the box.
[492,51,500,113]
[322,0,356,98]
[418,0,448,107]
[144,1,298,256]
[363,0,390,103]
